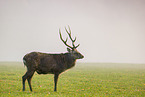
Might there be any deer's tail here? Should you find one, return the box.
[23,57,27,67]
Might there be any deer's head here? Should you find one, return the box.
[59,26,84,59]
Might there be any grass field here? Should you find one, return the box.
[0,62,145,97]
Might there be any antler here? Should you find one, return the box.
[59,26,80,49]
[59,29,73,49]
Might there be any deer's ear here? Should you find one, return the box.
[67,48,71,52]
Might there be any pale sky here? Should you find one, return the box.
[0,0,145,63]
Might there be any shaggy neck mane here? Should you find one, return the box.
[53,53,76,69]
[64,53,76,69]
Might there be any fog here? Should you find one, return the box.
[0,0,145,63]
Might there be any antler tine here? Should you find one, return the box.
[59,29,73,49]
[65,26,78,48]
[65,27,75,42]
[68,26,77,42]
[75,44,80,48]
[73,37,76,42]
[68,25,71,34]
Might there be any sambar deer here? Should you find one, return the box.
[22,26,84,92]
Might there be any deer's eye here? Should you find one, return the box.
[74,53,79,55]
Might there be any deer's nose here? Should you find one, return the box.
[81,55,84,59]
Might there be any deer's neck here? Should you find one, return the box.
[65,53,76,69]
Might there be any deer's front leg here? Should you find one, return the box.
[54,73,59,91]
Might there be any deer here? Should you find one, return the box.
[22,26,84,92]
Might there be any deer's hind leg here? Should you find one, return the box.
[27,71,35,91]
[22,62,36,92]
[22,70,35,91]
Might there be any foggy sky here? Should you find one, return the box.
[0,0,145,63]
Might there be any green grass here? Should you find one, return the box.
[0,62,145,97]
